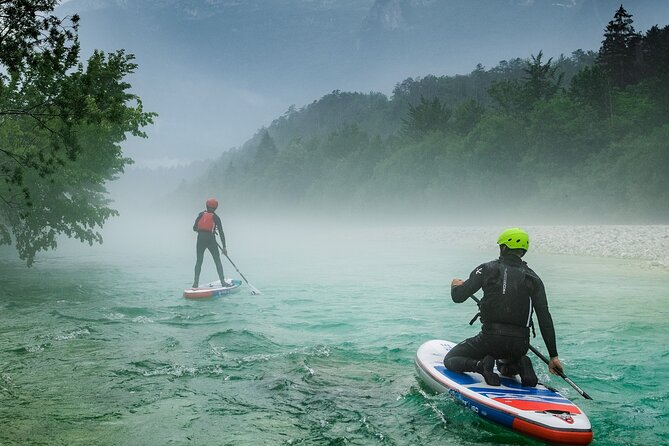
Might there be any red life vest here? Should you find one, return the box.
[197,211,216,232]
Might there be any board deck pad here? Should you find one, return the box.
[183,279,242,299]
[415,339,593,445]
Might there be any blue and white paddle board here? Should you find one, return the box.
[183,279,242,299]
[415,339,593,445]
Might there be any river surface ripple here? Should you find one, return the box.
[1,226,668,445]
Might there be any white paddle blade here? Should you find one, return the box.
[248,283,262,295]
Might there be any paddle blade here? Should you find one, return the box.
[248,283,262,295]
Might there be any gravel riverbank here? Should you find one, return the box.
[376,225,669,270]
[484,225,669,269]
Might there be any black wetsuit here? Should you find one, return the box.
[443,253,558,373]
[192,211,226,287]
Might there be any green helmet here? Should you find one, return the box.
[497,227,529,251]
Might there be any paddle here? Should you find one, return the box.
[216,241,262,295]
[468,294,593,400]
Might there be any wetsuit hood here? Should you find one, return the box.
[499,253,526,267]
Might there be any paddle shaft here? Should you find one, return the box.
[468,294,593,400]
[216,241,261,294]
[225,255,250,284]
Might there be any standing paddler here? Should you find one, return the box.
[191,198,227,288]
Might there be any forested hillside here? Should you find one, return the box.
[188,6,669,222]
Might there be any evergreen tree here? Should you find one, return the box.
[638,25,669,118]
[401,96,451,139]
[523,51,564,103]
[488,51,563,116]
[598,5,641,88]
[255,129,278,166]
[450,99,484,135]
[570,64,612,118]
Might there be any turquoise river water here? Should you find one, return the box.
[1,221,668,445]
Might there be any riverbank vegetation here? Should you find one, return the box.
[0,0,154,265]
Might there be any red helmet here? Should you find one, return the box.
[206,198,218,210]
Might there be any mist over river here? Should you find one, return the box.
[1,221,668,445]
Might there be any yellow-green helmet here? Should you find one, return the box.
[497,227,529,251]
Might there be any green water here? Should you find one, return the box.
[1,224,668,445]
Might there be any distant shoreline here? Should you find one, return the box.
[373,224,669,270]
[486,225,669,269]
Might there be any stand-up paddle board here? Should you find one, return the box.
[183,279,242,299]
[415,339,593,445]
